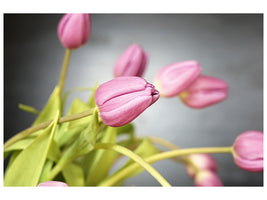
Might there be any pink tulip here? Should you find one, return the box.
[154,60,201,97]
[95,76,160,127]
[114,44,148,77]
[37,181,68,187]
[58,13,91,49]
[179,75,228,108]
[186,154,218,178]
[233,130,263,172]
[194,171,223,186]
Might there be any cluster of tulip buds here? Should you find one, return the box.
[17,13,261,187]
[185,154,222,186]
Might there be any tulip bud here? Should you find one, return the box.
[95,76,160,127]
[194,170,223,186]
[232,130,263,172]
[179,75,228,109]
[114,44,148,77]
[186,154,218,178]
[58,13,91,49]
[154,60,201,97]
[37,181,68,187]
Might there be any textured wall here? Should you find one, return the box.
[4,14,263,186]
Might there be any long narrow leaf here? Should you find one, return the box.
[4,111,60,186]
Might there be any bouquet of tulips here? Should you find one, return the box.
[4,14,263,187]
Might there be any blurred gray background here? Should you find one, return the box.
[4,14,263,186]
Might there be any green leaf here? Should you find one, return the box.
[62,162,85,186]
[4,111,60,186]
[18,103,39,115]
[39,159,54,183]
[83,127,118,186]
[55,109,99,172]
[112,138,159,183]
[54,98,91,146]
[4,150,21,171]
[4,136,36,157]
[47,140,61,162]
[32,86,60,125]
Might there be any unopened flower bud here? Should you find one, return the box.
[114,44,148,77]
[194,171,223,186]
[58,13,91,49]
[233,130,263,172]
[95,76,160,127]
[186,154,218,178]
[179,75,228,108]
[37,181,68,187]
[154,60,201,97]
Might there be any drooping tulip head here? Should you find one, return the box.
[114,44,148,77]
[58,13,91,49]
[154,60,201,97]
[95,76,160,127]
[179,75,228,109]
[37,181,68,187]
[194,170,223,186]
[232,130,263,172]
[186,154,218,178]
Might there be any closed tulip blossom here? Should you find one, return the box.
[179,75,228,109]
[232,130,263,172]
[154,60,201,97]
[194,170,223,186]
[37,181,68,187]
[186,154,218,178]
[95,76,160,127]
[114,44,148,77]
[58,13,91,49]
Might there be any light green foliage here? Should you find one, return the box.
[83,127,118,186]
[62,162,85,186]
[4,112,60,186]
[32,86,61,125]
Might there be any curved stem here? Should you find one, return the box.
[4,108,96,149]
[58,49,72,98]
[94,143,171,187]
[98,146,233,186]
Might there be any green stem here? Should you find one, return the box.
[98,146,233,186]
[4,108,96,149]
[94,143,172,187]
[58,49,72,98]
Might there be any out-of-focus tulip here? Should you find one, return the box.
[179,75,228,108]
[37,181,68,187]
[154,60,201,97]
[186,154,218,178]
[95,76,160,127]
[194,171,223,186]
[114,44,148,77]
[232,130,263,172]
[58,13,91,49]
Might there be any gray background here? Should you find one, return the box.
[4,14,263,186]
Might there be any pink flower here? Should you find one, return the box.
[95,76,160,127]
[154,60,201,97]
[58,13,91,49]
[233,130,263,172]
[114,44,148,77]
[37,181,68,187]
[179,75,228,108]
[186,154,218,178]
[194,170,223,186]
